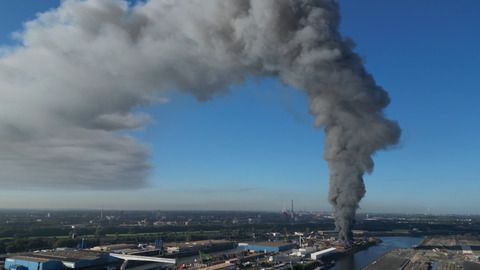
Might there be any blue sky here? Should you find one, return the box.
[0,1,479,214]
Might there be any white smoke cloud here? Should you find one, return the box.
[0,0,400,240]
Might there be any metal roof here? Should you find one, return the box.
[311,247,336,256]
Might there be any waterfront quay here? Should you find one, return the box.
[364,235,480,270]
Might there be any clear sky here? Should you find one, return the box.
[0,0,478,214]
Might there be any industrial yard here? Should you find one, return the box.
[0,233,378,270]
[365,235,480,270]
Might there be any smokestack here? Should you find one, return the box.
[0,0,400,241]
[291,200,294,220]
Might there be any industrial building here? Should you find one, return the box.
[4,250,119,270]
[239,242,296,253]
[4,248,176,270]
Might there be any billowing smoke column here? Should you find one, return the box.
[0,0,400,241]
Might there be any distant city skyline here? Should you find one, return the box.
[0,1,479,214]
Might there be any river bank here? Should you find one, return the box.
[330,236,424,270]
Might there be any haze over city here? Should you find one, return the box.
[0,0,479,215]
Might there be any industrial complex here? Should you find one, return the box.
[0,232,379,270]
[2,210,480,269]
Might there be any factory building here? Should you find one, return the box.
[4,256,64,270]
[4,250,119,270]
[239,242,296,253]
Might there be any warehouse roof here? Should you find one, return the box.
[10,250,106,263]
[8,255,53,263]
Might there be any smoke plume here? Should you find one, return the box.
[0,0,400,240]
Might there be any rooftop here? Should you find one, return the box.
[91,244,136,251]
[11,250,106,263]
[9,255,52,263]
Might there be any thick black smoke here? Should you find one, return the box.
[0,0,400,241]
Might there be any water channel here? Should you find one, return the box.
[331,236,424,270]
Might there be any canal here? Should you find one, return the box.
[331,236,424,270]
